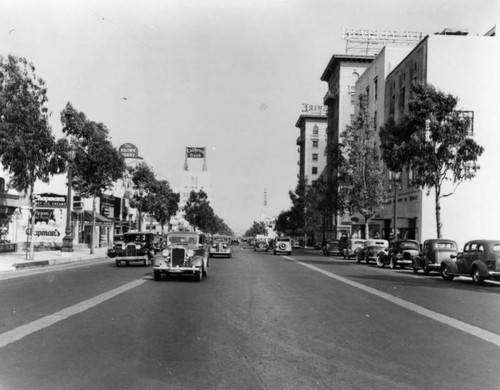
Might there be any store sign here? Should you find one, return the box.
[34,193,67,207]
[186,147,205,158]
[119,143,139,158]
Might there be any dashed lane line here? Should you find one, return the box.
[0,278,146,349]
[284,256,500,348]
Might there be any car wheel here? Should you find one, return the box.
[389,257,396,269]
[143,259,147,267]
[125,261,130,266]
[441,264,455,280]
[273,251,277,255]
[412,262,418,273]
[154,270,161,281]
[376,254,385,268]
[365,256,369,264]
[423,267,430,276]
[356,253,362,263]
[472,267,484,285]
[288,251,292,256]
[115,260,121,267]
[202,265,207,277]
[197,269,203,282]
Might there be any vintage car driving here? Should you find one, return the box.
[274,236,292,255]
[440,239,500,284]
[209,234,232,258]
[343,238,365,259]
[153,231,209,281]
[107,234,125,258]
[378,239,420,269]
[113,232,156,267]
[357,239,389,264]
[412,239,458,275]
[323,240,343,256]
[254,239,269,252]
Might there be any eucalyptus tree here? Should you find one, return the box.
[60,103,125,253]
[380,82,484,238]
[128,162,157,231]
[183,190,215,232]
[0,55,66,259]
[149,179,179,234]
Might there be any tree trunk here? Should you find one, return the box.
[28,182,36,260]
[435,189,442,239]
[91,197,96,254]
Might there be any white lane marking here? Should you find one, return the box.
[0,278,146,349]
[285,256,500,348]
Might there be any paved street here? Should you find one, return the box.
[0,246,499,390]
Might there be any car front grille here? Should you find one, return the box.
[172,248,185,266]
[126,245,137,256]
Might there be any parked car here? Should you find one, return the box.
[379,239,420,269]
[323,240,343,256]
[412,239,458,275]
[153,231,209,281]
[113,232,156,267]
[343,238,366,260]
[254,239,269,252]
[274,236,292,255]
[357,239,389,264]
[209,234,232,258]
[292,239,301,249]
[440,239,500,284]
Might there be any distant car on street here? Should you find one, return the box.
[209,234,232,258]
[323,240,343,256]
[440,239,500,284]
[412,239,458,275]
[343,238,365,259]
[357,239,389,265]
[378,239,420,269]
[274,236,292,255]
[153,231,209,281]
[113,232,156,267]
[254,239,269,252]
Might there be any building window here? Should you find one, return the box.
[312,153,318,161]
[312,167,318,175]
[313,125,319,136]
[312,140,318,148]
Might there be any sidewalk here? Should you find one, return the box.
[0,247,109,272]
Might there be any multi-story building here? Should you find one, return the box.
[320,54,373,238]
[382,28,499,247]
[295,106,328,186]
[351,46,417,239]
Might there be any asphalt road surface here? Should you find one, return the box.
[0,246,499,390]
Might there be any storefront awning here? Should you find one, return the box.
[72,210,114,226]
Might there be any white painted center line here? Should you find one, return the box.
[285,256,500,348]
[0,278,146,349]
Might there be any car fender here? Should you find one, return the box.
[472,260,489,277]
[441,259,458,274]
[192,256,203,267]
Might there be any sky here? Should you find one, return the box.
[0,0,497,234]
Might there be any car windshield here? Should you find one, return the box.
[168,235,198,245]
[400,242,419,250]
[435,242,457,250]
[124,234,149,243]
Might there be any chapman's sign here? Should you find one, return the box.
[34,193,67,207]
[119,143,139,158]
[186,147,206,158]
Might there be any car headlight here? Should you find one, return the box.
[187,249,194,258]
[162,249,169,257]
[223,243,227,248]
[212,243,217,248]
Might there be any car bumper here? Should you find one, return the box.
[154,265,201,274]
[115,255,148,261]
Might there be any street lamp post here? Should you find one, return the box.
[389,171,401,241]
[138,183,145,231]
[62,145,76,252]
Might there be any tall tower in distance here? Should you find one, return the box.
[260,188,276,239]
[179,147,212,208]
